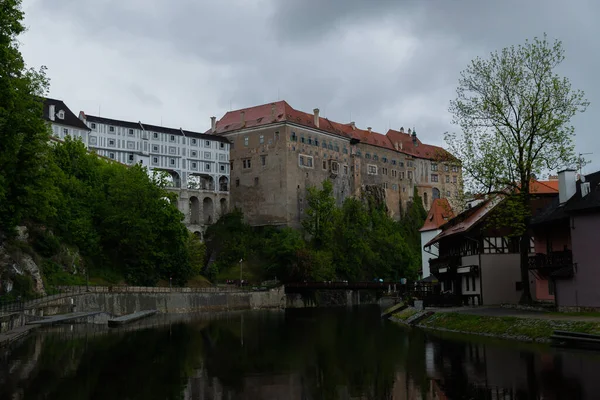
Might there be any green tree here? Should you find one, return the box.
[204,209,250,279]
[302,180,337,249]
[446,34,589,303]
[0,0,55,234]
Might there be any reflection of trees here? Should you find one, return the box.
[1,308,412,399]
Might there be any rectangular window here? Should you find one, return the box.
[220,164,225,172]
[192,162,197,169]
[205,140,210,147]
[109,152,115,159]
[322,160,327,170]
[407,171,413,179]
[446,190,451,197]
[244,137,249,146]
[91,123,96,129]
[205,163,210,171]
[128,129,134,136]
[299,154,313,168]
[444,165,449,172]
[452,166,459,172]
[261,155,266,166]
[453,176,458,183]
[109,126,115,133]
[259,135,264,144]
[170,158,175,166]
[399,171,405,179]
[446,175,450,183]
[344,165,348,174]
[236,178,240,187]
[220,142,225,149]
[128,154,134,162]
[153,132,158,139]
[243,159,252,169]
[152,157,158,164]
[170,135,175,142]
[431,174,439,182]
[63,128,68,135]
[108,139,115,146]
[367,165,377,175]
[152,145,159,152]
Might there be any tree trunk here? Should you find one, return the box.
[519,230,533,304]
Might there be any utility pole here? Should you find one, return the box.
[239,259,243,287]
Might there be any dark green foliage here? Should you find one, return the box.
[0,0,56,235]
[206,180,427,283]
[45,138,192,286]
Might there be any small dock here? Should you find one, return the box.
[551,330,600,350]
[27,312,103,326]
[108,310,158,327]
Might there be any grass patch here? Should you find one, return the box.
[419,312,600,341]
[186,275,213,288]
[547,311,600,318]
[393,308,419,321]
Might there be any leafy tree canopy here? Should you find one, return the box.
[445,34,588,303]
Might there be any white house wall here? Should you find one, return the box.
[420,229,440,278]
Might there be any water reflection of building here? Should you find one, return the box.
[182,368,306,400]
[422,334,600,399]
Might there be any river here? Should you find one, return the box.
[1,306,600,399]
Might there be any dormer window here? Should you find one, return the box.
[57,110,65,119]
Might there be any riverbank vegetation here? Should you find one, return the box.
[401,311,600,342]
[204,181,427,283]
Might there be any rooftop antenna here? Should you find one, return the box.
[578,152,593,175]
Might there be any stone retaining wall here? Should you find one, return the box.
[24,287,286,316]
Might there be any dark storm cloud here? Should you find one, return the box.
[21,0,600,171]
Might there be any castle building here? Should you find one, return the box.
[211,101,462,227]
[41,97,230,237]
[43,98,91,146]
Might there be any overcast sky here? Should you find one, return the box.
[20,0,600,174]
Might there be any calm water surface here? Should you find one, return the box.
[2,306,600,399]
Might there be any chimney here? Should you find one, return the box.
[350,121,355,130]
[400,127,404,133]
[78,111,86,122]
[240,111,245,126]
[412,128,417,146]
[210,116,216,133]
[313,108,320,128]
[367,127,372,133]
[558,169,577,204]
[408,128,411,135]
[49,104,55,121]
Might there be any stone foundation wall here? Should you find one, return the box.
[23,287,286,316]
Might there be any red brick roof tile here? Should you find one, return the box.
[420,198,455,232]
[212,101,453,160]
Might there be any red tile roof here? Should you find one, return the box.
[212,101,453,160]
[420,198,455,232]
[424,195,504,247]
[529,180,559,194]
